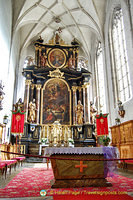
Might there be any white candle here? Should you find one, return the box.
[64,131,68,141]
[47,125,49,138]
[57,133,60,141]
[50,132,53,141]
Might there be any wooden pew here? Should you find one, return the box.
[0,144,17,178]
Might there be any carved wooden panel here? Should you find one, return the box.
[110,120,133,159]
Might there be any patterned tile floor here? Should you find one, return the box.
[0,162,133,199]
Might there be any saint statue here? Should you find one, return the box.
[76,100,84,125]
[68,54,73,68]
[13,98,24,112]
[40,52,47,67]
[90,101,97,124]
[27,57,34,66]
[28,99,36,123]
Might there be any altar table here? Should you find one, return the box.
[45,147,118,188]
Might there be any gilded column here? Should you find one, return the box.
[35,84,42,124]
[72,86,78,125]
[24,80,31,122]
[30,84,34,102]
[82,83,90,124]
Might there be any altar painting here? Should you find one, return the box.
[42,79,70,125]
[48,49,66,68]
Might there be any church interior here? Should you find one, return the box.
[0,0,133,199]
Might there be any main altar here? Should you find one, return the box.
[45,147,118,188]
[21,33,96,154]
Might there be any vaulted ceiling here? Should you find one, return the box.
[12,0,106,63]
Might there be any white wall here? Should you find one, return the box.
[0,0,13,123]
[0,0,22,128]
[104,0,133,127]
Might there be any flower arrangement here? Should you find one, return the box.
[41,138,47,144]
[102,136,110,146]
[68,138,74,144]
[115,118,120,125]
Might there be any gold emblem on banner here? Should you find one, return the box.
[16,115,21,121]
[100,118,104,124]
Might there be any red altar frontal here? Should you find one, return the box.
[45,147,118,188]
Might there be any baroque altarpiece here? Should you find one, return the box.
[22,36,96,154]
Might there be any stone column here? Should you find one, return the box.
[72,86,78,125]
[24,80,31,122]
[82,83,90,124]
[35,84,42,124]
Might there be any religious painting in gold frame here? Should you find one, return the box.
[48,48,66,68]
[41,78,71,125]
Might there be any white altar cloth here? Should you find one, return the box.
[45,146,119,158]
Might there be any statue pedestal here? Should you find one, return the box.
[73,124,96,147]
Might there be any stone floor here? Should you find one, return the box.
[0,162,133,199]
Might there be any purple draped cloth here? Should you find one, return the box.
[103,146,119,177]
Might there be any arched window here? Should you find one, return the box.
[111,8,132,104]
[95,42,106,113]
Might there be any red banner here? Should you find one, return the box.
[11,111,25,134]
[96,113,108,136]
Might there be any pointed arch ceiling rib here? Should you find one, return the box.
[12,0,106,61]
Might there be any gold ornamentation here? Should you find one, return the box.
[25,80,32,86]
[35,46,39,51]
[48,69,65,79]
[31,84,35,90]
[72,86,78,92]
[68,75,82,80]
[78,87,82,92]
[36,84,42,90]
[82,83,90,88]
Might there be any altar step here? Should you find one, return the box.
[26,157,43,163]
[28,143,39,155]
